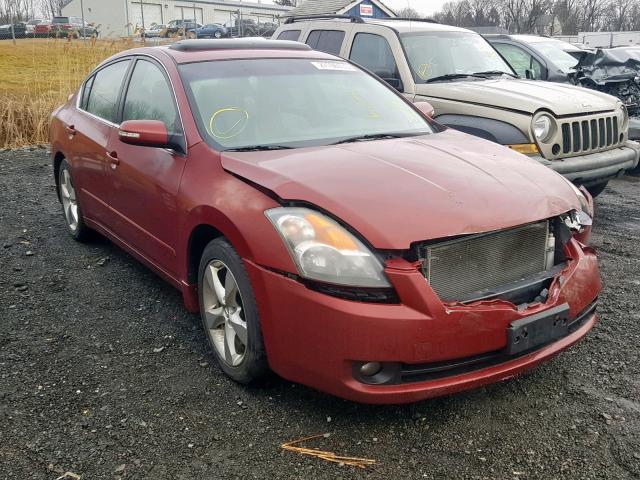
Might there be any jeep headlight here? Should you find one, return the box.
[266,207,391,288]
[532,113,556,143]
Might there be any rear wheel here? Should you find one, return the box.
[57,160,93,241]
[586,181,608,198]
[198,238,268,384]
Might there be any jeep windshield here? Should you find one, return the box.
[401,31,515,83]
[180,58,434,151]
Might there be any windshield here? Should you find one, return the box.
[179,59,433,150]
[52,17,69,23]
[529,40,580,71]
[401,31,514,83]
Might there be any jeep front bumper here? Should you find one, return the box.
[533,141,640,185]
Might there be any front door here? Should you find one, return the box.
[106,58,187,277]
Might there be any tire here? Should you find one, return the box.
[586,181,608,198]
[187,32,196,39]
[214,30,222,39]
[57,159,93,242]
[198,238,268,384]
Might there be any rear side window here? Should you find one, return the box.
[306,30,345,55]
[350,33,400,81]
[80,75,95,110]
[85,60,130,123]
[278,29,301,41]
[122,59,180,134]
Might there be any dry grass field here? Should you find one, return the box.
[0,38,138,148]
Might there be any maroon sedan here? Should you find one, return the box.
[50,39,600,404]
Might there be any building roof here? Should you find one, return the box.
[289,0,395,17]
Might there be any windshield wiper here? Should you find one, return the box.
[426,73,475,83]
[225,145,295,152]
[331,132,420,145]
[471,70,517,78]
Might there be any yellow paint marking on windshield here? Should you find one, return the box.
[209,107,249,139]
[350,90,380,119]
[417,64,430,80]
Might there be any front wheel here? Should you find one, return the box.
[57,159,93,241]
[586,181,608,198]
[198,238,268,384]
[214,30,222,39]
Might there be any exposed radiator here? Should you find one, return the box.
[421,221,551,302]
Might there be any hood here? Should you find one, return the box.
[416,78,617,116]
[221,129,580,250]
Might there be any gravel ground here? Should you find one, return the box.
[1,148,639,480]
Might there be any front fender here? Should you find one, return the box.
[434,114,530,145]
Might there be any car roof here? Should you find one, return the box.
[282,17,471,34]
[107,39,339,65]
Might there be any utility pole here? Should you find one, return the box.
[193,1,197,38]
[80,0,86,42]
[9,2,16,46]
[140,1,145,43]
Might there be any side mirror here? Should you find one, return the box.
[118,120,172,149]
[525,68,537,80]
[414,101,435,119]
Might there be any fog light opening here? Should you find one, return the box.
[552,144,561,155]
[359,361,383,377]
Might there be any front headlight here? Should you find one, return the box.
[560,176,593,229]
[266,207,391,288]
[532,113,556,143]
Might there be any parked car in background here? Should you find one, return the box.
[50,39,600,404]
[0,22,27,39]
[164,19,201,37]
[188,23,227,39]
[274,17,640,196]
[34,21,52,37]
[141,23,166,38]
[486,34,586,81]
[226,18,259,37]
[25,18,45,36]
[50,16,98,38]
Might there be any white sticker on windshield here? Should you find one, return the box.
[311,61,357,72]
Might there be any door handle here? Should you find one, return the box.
[65,124,77,136]
[106,151,120,167]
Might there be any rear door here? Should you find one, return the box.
[105,57,187,276]
[72,59,132,228]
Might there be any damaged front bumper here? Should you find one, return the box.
[532,141,640,185]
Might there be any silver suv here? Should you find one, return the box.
[274,16,640,196]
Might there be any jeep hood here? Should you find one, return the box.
[416,78,617,116]
[221,129,580,250]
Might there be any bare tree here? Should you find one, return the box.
[273,0,297,6]
[396,6,422,18]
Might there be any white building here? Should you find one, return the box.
[62,0,293,37]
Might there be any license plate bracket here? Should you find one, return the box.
[505,304,571,356]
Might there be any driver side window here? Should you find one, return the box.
[349,33,401,86]
[493,43,543,79]
[122,59,180,135]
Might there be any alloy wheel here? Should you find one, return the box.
[59,168,79,232]
[202,259,248,366]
